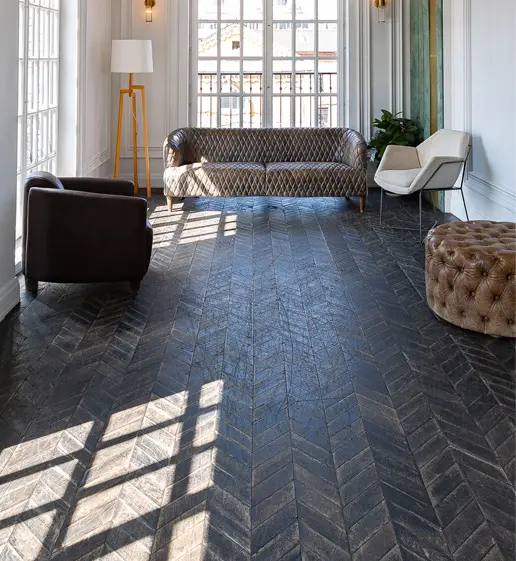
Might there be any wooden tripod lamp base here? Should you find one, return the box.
[111,40,154,198]
[114,74,151,197]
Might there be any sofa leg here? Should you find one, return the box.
[359,196,366,214]
[166,196,174,212]
[25,277,38,293]
[130,280,141,294]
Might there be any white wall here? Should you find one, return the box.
[112,0,411,189]
[78,0,113,177]
[0,1,21,321]
[444,0,516,222]
[58,0,112,179]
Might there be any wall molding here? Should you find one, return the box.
[0,278,20,324]
[359,0,372,139]
[444,0,515,219]
[77,0,112,176]
[82,148,111,177]
[467,173,516,212]
[391,0,404,114]
[76,0,87,175]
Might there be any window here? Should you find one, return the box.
[17,0,60,238]
[193,0,341,128]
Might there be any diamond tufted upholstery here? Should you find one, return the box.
[163,128,367,200]
[425,221,516,338]
[164,162,266,198]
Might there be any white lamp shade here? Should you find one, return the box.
[111,40,153,74]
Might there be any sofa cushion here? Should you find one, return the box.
[164,162,266,197]
[265,162,365,197]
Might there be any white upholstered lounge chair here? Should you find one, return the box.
[374,129,471,241]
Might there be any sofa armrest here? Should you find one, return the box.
[164,129,188,168]
[377,145,421,173]
[341,129,368,170]
[59,177,135,196]
[24,188,150,283]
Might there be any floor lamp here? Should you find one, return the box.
[111,40,153,198]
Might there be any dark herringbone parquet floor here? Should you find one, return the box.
[0,192,514,561]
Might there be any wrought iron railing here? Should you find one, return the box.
[197,71,338,128]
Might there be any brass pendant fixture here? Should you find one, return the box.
[374,0,386,23]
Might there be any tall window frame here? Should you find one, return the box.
[191,0,344,129]
[17,0,60,238]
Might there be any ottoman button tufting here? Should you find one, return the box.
[425,220,515,338]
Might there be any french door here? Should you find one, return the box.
[17,0,60,238]
[192,0,342,128]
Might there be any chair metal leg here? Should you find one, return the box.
[380,188,384,225]
[460,188,470,221]
[419,189,423,243]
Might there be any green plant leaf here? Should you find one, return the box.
[368,109,421,161]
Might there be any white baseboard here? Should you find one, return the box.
[0,278,20,323]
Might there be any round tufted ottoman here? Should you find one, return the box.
[425,221,516,337]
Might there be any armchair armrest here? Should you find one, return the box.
[24,188,149,283]
[164,129,187,168]
[59,177,135,196]
[341,129,368,170]
[411,155,466,192]
[377,145,421,174]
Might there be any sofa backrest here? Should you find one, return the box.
[181,128,358,164]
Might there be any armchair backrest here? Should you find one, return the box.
[417,129,471,167]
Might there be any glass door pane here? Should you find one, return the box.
[193,0,341,128]
[271,0,340,128]
[196,0,265,128]
[16,0,60,240]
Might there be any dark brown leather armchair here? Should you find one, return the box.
[22,172,153,293]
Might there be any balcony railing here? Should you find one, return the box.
[197,71,338,128]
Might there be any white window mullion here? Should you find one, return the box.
[291,0,296,127]
[339,0,345,127]
[239,0,244,128]
[265,0,273,127]
[314,0,319,127]
[217,0,221,128]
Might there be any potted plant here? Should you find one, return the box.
[368,110,421,162]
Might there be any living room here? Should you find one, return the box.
[0,1,514,560]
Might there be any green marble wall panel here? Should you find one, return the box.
[410,0,431,139]
[411,0,446,210]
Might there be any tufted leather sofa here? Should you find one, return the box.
[163,128,368,211]
[426,221,516,338]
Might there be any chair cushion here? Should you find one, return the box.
[164,162,266,197]
[265,162,363,197]
[374,168,422,194]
